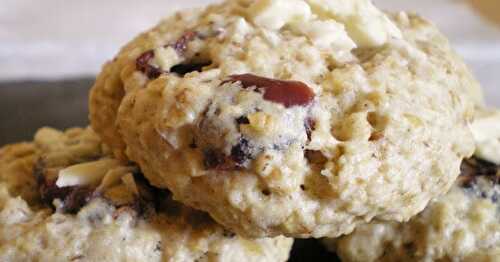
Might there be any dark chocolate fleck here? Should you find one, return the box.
[222,230,236,238]
[459,157,499,188]
[230,138,252,165]
[236,116,250,125]
[170,61,211,76]
[154,242,163,252]
[202,140,252,171]
[189,140,198,149]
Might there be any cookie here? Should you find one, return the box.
[0,142,39,206]
[90,0,479,237]
[324,110,500,261]
[0,127,293,262]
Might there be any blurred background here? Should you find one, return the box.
[1,0,499,145]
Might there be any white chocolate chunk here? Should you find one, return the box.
[227,17,253,43]
[248,0,311,30]
[154,46,183,71]
[291,20,356,50]
[305,0,402,47]
[471,109,500,164]
[56,159,122,187]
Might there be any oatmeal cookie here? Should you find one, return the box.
[0,127,293,262]
[90,0,479,237]
[0,142,39,206]
[324,109,500,262]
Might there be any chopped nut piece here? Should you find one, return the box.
[97,166,137,192]
[56,159,122,188]
[121,173,139,196]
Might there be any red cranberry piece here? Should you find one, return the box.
[224,74,315,108]
[203,140,252,171]
[172,31,198,53]
[136,31,200,79]
[62,187,95,214]
[36,175,94,214]
[136,50,164,79]
[305,118,316,142]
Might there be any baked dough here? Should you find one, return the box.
[90,0,479,237]
[324,109,500,261]
[0,127,293,262]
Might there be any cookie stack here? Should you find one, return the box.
[0,0,498,261]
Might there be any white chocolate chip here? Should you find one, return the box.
[56,159,122,188]
[290,20,356,51]
[248,0,311,30]
[471,109,500,164]
[305,0,402,47]
[227,17,253,43]
[154,46,183,71]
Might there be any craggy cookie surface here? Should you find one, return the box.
[324,111,500,262]
[0,127,293,262]
[90,0,479,237]
[324,158,500,262]
[0,142,39,207]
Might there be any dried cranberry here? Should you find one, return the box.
[304,118,316,142]
[38,179,71,205]
[136,50,164,79]
[62,187,95,214]
[224,74,315,108]
[202,140,252,171]
[172,31,198,53]
[37,174,94,214]
[136,31,199,79]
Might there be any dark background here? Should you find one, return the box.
[0,78,93,146]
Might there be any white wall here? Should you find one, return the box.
[1,0,499,105]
